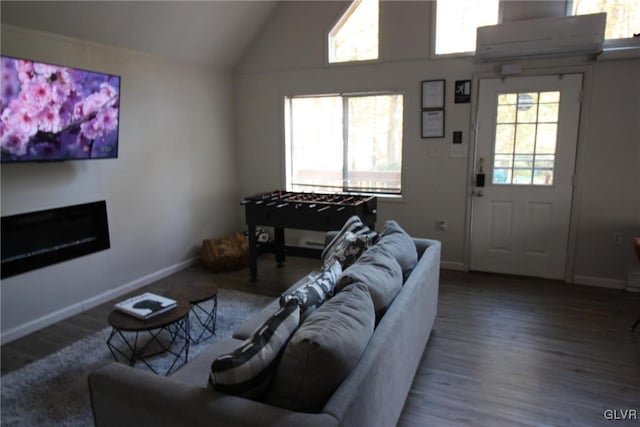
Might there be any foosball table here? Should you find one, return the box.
[242,190,377,281]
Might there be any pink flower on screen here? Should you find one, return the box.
[1,77,19,110]
[16,60,34,83]
[96,107,118,133]
[1,58,13,73]
[4,103,38,136]
[57,68,73,85]
[38,106,62,133]
[23,77,52,111]
[73,89,113,120]
[33,62,59,79]
[51,80,72,106]
[1,129,30,156]
[99,83,117,102]
[80,118,100,140]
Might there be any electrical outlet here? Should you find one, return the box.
[613,232,622,245]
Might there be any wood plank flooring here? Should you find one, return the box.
[399,271,640,427]
[2,256,639,426]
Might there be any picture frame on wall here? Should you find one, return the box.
[421,110,445,138]
[421,79,445,109]
[455,80,472,103]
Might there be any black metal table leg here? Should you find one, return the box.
[275,226,285,267]
[190,295,217,343]
[248,223,257,281]
[106,310,190,376]
[107,300,191,375]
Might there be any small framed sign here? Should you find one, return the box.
[454,80,471,103]
[421,110,445,138]
[421,80,445,109]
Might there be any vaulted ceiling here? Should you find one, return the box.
[0,1,278,69]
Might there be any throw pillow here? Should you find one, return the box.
[279,260,342,317]
[264,283,375,412]
[321,215,378,267]
[336,244,403,318]
[378,220,418,276]
[324,231,375,269]
[208,300,300,398]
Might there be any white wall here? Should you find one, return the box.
[571,60,640,286]
[1,26,241,342]
[234,1,640,285]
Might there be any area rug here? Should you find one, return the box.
[0,289,272,426]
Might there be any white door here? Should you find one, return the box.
[470,74,582,279]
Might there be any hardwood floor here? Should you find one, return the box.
[0,255,313,375]
[2,257,639,426]
[399,271,640,427]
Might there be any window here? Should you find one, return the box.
[570,0,640,41]
[492,91,560,186]
[435,0,500,55]
[285,93,403,195]
[328,0,379,63]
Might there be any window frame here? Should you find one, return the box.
[430,0,504,58]
[327,0,381,65]
[491,90,561,187]
[284,91,405,197]
[566,0,640,52]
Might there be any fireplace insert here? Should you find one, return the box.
[1,201,110,278]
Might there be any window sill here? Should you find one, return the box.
[344,191,405,203]
[597,46,640,61]
[377,194,406,204]
[431,51,474,60]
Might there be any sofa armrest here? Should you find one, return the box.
[89,362,337,427]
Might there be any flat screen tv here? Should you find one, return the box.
[1,55,120,163]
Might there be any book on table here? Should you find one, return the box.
[115,292,177,320]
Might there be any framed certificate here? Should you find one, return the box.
[421,80,445,109]
[421,110,445,138]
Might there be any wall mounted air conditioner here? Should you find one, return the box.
[476,13,606,61]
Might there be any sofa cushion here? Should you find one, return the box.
[172,338,244,387]
[378,220,418,276]
[209,301,300,398]
[233,274,310,340]
[324,231,377,269]
[280,260,342,317]
[336,244,403,318]
[264,283,375,412]
[321,216,378,268]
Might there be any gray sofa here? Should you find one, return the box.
[89,236,441,427]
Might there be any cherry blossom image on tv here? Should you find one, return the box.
[1,56,120,162]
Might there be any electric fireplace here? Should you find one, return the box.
[1,201,110,278]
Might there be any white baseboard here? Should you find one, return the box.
[573,275,626,290]
[440,260,467,271]
[0,257,199,345]
[0,301,87,346]
[627,271,640,291]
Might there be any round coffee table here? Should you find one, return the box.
[107,298,190,376]
[164,282,218,344]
